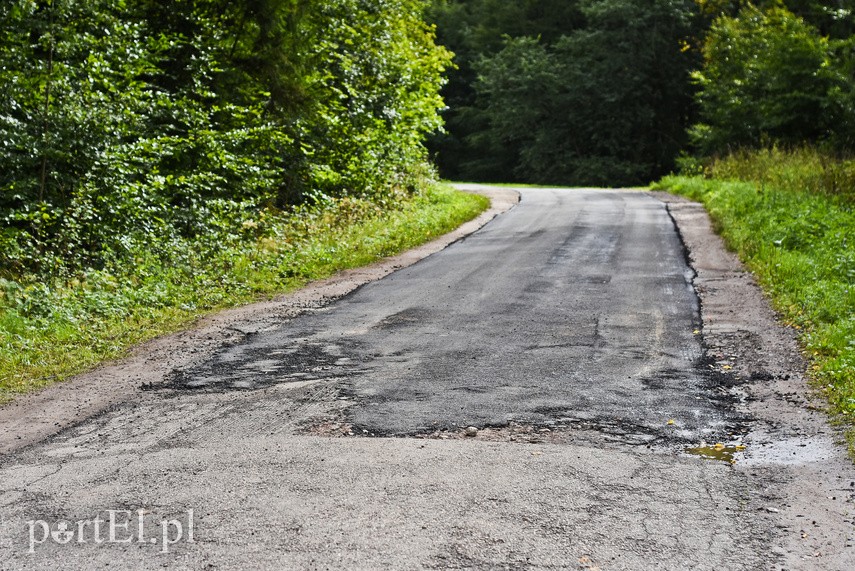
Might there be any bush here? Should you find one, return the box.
[690,5,837,154]
[0,0,452,279]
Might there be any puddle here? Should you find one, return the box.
[685,443,745,465]
[686,436,839,466]
[738,436,837,466]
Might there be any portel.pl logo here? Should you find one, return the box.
[27,509,194,554]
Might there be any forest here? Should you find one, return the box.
[0,0,457,280]
[427,0,855,185]
[2,0,853,279]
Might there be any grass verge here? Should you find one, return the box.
[0,184,489,402]
[653,164,854,445]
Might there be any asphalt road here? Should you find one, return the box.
[1,187,853,570]
[177,188,731,444]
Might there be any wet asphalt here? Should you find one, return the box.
[178,188,738,445]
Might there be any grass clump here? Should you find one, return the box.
[710,147,855,202]
[654,149,854,432]
[0,185,488,401]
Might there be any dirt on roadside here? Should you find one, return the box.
[651,190,855,570]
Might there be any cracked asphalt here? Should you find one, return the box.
[174,188,733,445]
[1,187,853,570]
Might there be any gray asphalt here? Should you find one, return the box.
[178,189,734,444]
[1,187,853,570]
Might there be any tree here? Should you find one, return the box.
[469,0,700,185]
[690,4,835,155]
[425,0,584,180]
[0,0,452,277]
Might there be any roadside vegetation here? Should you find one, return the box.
[654,149,854,427]
[0,0,476,399]
[645,2,855,438]
[427,0,855,186]
[0,184,487,401]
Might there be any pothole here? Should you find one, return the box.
[166,339,367,392]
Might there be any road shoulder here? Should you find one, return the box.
[650,190,855,568]
[0,186,519,455]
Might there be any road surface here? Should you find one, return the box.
[0,187,852,570]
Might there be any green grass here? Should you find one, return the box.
[707,147,855,203]
[0,184,489,401]
[653,157,854,444]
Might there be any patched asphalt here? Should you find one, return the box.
[1,187,853,570]
[174,189,744,446]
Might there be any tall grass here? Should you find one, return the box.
[654,148,854,434]
[710,146,855,202]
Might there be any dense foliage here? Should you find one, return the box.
[475,0,699,186]
[427,0,701,185]
[425,0,585,181]
[0,0,451,279]
[428,0,855,184]
[690,3,855,154]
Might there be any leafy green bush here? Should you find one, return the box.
[0,0,464,398]
[0,0,452,280]
[690,5,838,154]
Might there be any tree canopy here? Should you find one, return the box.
[3,0,855,277]
[691,3,851,155]
[428,0,855,184]
[0,0,451,277]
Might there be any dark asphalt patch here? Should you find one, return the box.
[163,190,750,450]
[336,351,752,447]
[166,334,370,391]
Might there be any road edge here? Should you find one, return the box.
[0,185,519,455]
[649,190,855,568]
